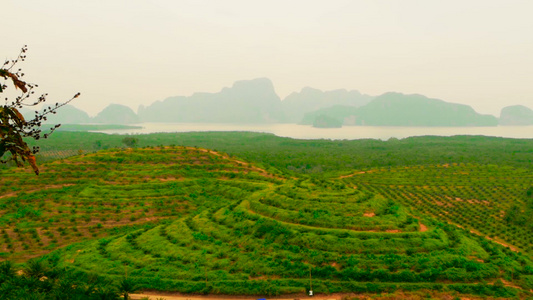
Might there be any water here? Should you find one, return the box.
[93,123,533,140]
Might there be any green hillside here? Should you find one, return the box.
[1,144,532,298]
[0,146,279,261]
[340,163,533,256]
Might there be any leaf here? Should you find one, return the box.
[5,72,28,93]
[10,108,26,124]
[12,78,28,93]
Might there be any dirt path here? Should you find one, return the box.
[485,236,519,252]
[131,292,342,300]
[0,184,75,200]
[189,147,283,180]
[455,225,519,252]
[338,171,367,179]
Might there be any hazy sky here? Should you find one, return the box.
[3,0,533,116]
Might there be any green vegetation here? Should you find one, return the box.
[505,186,533,232]
[121,137,139,148]
[57,124,142,132]
[0,146,270,261]
[0,132,532,298]
[340,163,533,257]
[0,260,121,299]
[24,131,533,175]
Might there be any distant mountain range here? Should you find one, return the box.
[21,104,139,125]
[302,92,499,127]
[30,78,533,127]
[281,87,372,123]
[138,78,284,123]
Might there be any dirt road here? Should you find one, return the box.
[130,292,342,300]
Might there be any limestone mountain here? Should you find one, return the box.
[302,92,498,126]
[138,78,285,123]
[499,105,533,125]
[41,104,91,124]
[282,87,372,123]
[312,114,343,128]
[18,105,90,124]
[93,104,140,124]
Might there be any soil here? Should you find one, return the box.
[338,171,367,179]
[485,236,519,252]
[192,147,283,180]
[0,184,74,200]
[130,292,343,300]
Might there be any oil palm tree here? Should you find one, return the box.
[118,277,138,300]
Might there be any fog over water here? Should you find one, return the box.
[95,123,533,140]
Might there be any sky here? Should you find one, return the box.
[3,0,533,116]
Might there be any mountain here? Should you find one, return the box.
[499,105,533,125]
[282,87,372,123]
[93,104,140,124]
[302,92,498,126]
[138,78,285,123]
[42,104,91,124]
[312,114,343,128]
[17,105,90,124]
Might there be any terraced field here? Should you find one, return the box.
[0,146,279,261]
[340,163,533,256]
[1,146,532,298]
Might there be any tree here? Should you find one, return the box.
[118,277,139,300]
[0,46,79,174]
[121,137,138,148]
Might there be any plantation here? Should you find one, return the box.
[340,163,533,256]
[0,132,532,298]
[0,146,276,261]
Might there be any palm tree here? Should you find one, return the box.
[91,284,121,300]
[118,277,138,300]
[24,260,48,279]
[0,260,16,278]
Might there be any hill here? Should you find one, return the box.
[138,78,285,123]
[18,105,91,124]
[282,87,372,123]
[1,143,532,297]
[41,104,92,124]
[93,104,140,124]
[0,146,278,261]
[302,93,499,126]
[301,105,357,125]
[313,114,343,128]
[500,105,533,125]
